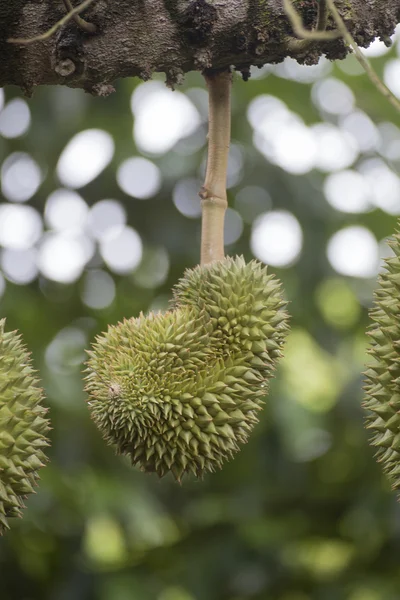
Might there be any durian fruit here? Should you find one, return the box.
[364,231,400,491]
[0,319,49,534]
[85,256,289,481]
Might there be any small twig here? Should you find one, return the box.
[63,0,97,33]
[283,0,340,40]
[200,71,232,266]
[326,0,400,114]
[8,0,97,45]
[316,0,328,32]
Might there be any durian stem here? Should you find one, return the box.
[200,71,232,266]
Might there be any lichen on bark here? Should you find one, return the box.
[0,0,399,94]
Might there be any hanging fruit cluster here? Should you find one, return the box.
[85,257,289,480]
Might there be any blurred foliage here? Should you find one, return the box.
[1,33,400,600]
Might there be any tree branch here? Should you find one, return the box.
[1,0,399,93]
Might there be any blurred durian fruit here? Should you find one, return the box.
[0,319,50,534]
[364,231,400,491]
[85,256,289,481]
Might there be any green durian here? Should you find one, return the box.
[85,256,289,481]
[364,231,400,491]
[0,319,49,534]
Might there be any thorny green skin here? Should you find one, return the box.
[364,232,400,492]
[85,257,289,481]
[0,319,49,534]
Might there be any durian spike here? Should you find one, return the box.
[0,319,50,535]
[200,70,232,266]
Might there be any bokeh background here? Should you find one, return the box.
[1,27,400,600]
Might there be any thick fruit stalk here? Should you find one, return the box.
[0,319,50,534]
[200,71,231,265]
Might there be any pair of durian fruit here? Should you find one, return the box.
[0,244,399,535]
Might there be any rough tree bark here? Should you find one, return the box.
[1,0,399,95]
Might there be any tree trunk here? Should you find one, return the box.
[1,0,399,95]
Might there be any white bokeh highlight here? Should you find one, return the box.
[384,59,400,99]
[311,123,358,172]
[312,78,355,115]
[131,81,201,154]
[359,158,400,215]
[0,204,43,249]
[57,129,115,188]
[327,226,379,278]
[340,111,380,153]
[0,99,31,139]
[364,38,391,58]
[45,189,89,231]
[249,96,317,175]
[88,200,127,241]
[324,170,372,214]
[1,248,38,284]
[117,157,162,199]
[1,153,42,202]
[38,232,94,283]
[100,226,142,274]
[378,122,400,161]
[251,210,303,267]
[274,57,332,83]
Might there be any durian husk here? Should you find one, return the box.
[85,256,289,481]
[0,319,50,534]
[364,232,400,491]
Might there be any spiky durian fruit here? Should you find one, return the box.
[0,319,49,534]
[85,257,289,480]
[364,232,400,491]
